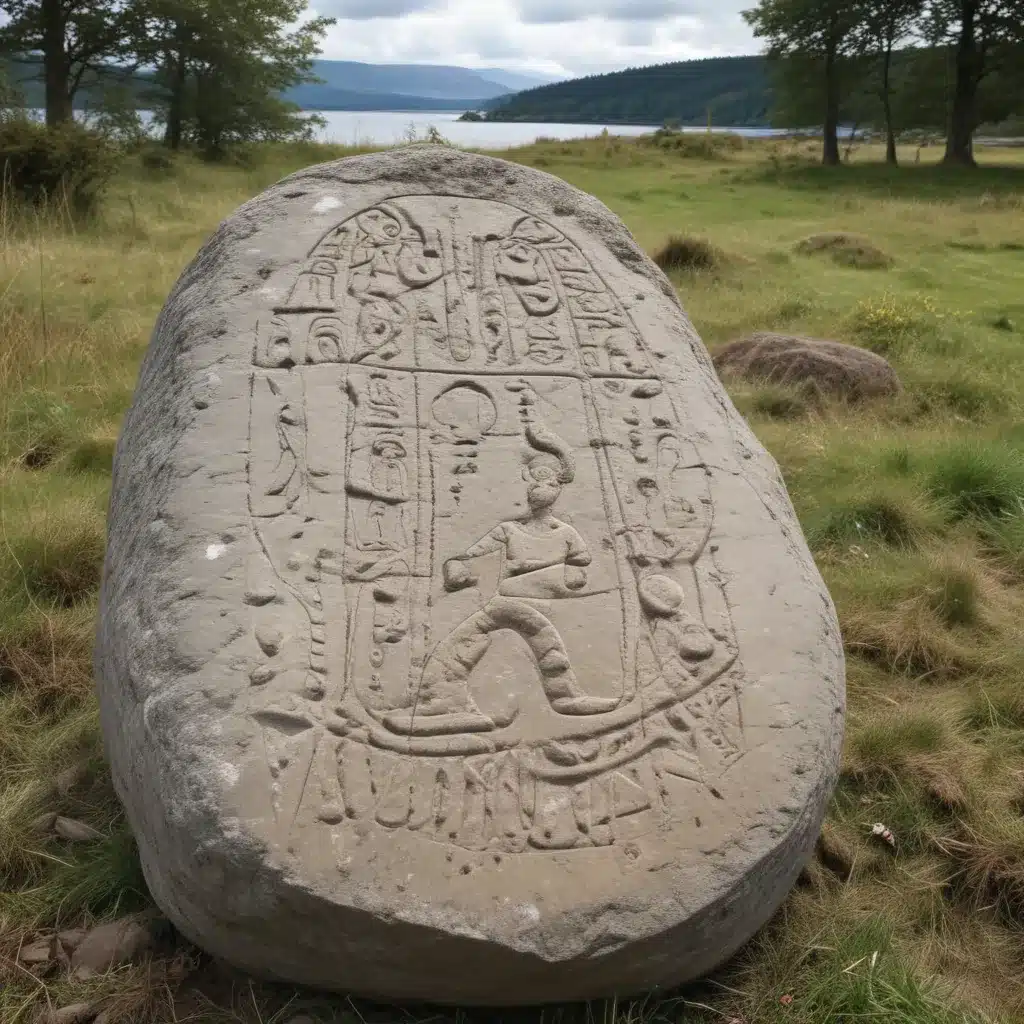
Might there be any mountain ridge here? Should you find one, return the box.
[480,56,772,127]
[0,57,564,112]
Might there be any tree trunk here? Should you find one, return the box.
[822,36,841,166]
[944,0,979,166]
[882,47,897,165]
[164,27,188,150]
[41,0,72,125]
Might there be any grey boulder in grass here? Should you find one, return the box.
[714,332,902,401]
[96,146,844,1005]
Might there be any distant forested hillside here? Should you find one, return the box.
[482,57,771,126]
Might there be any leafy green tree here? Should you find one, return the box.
[743,0,863,165]
[141,0,332,156]
[0,0,142,125]
[927,0,1024,165]
[853,0,926,163]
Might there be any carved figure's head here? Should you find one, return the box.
[524,455,564,511]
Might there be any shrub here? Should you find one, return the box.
[652,234,720,273]
[849,292,947,354]
[0,117,115,216]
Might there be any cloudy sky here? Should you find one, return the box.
[312,0,757,77]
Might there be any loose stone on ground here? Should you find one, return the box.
[714,332,902,401]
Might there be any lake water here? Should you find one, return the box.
[46,107,789,148]
[311,110,787,149]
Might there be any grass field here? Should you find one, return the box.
[2,131,1024,1023]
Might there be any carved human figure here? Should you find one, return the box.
[383,416,620,737]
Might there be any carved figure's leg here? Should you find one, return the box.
[484,597,620,716]
[383,607,498,736]
[385,596,621,736]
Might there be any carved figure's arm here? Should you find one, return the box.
[563,527,591,589]
[565,528,592,567]
[443,525,509,591]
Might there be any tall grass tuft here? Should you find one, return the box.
[926,443,1024,521]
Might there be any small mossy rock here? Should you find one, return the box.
[97,146,844,1005]
[714,332,901,402]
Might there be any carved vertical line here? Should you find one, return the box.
[406,370,428,709]
[441,215,472,363]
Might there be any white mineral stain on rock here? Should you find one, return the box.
[313,196,342,213]
[206,542,227,560]
[219,762,240,786]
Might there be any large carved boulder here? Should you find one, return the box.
[96,147,844,1005]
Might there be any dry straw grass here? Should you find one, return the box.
[1,136,1024,1022]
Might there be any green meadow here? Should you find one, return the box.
[2,133,1024,1022]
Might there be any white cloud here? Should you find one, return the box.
[312,0,756,76]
